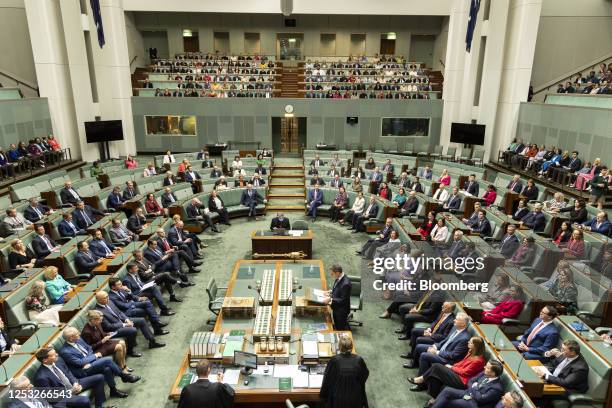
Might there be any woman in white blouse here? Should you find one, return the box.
[430,218,449,244]
[162,150,175,164]
[339,191,365,226]
[545,192,565,211]
[231,155,243,171]
[142,162,157,177]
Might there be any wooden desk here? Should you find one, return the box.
[123,195,144,212]
[503,192,520,215]
[251,230,313,259]
[526,360,566,395]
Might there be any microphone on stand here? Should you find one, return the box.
[248,285,264,304]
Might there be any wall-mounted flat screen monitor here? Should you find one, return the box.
[450,122,485,145]
[85,120,124,143]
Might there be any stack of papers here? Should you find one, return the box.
[207,369,240,385]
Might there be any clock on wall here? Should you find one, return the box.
[284,104,294,114]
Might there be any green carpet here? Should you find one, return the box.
[110,214,429,408]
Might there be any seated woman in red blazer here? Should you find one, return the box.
[480,285,524,324]
[482,185,497,207]
[124,154,138,169]
[408,336,486,399]
[378,182,391,200]
[562,228,585,259]
[144,193,166,217]
[418,211,437,239]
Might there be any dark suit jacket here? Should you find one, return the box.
[89,238,115,258]
[58,220,81,237]
[143,247,169,269]
[208,196,225,212]
[512,207,529,221]
[240,190,263,206]
[178,379,235,408]
[185,171,201,183]
[460,374,504,408]
[401,197,419,214]
[270,217,290,230]
[308,189,323,205]
[127,215,146,232]
[161,193,178,208]
[565,158,582,172]
[109,289,141,312]
[330,274,351,319]
[32,234,57,259]
[250,178,265,187]
[499,234,520,258]
[59,338,97,378]
[507,180,523,193]
[447,240,466,259]
[60,188,80,206]
[521,185,539,202]
[75,251,99,274]
[73,206,104,229]
[559,206,587,224]
[444,195,462,210]
[33,356,78,388]
[411,182,424,193]
[106,193,124,210]
[546,354,589,394]
[167,227,188,246]
[472,218,492,237]
[186,203,204,219]
[123,187,137,200]
[521,211,546,232]
[464,181,479,196]
[427,313,455,342]
[23,204,50,222]
[518,318,559,356]
[362,202,379,218]
[94,301,128,332]
[434,329,470,363]
[310,178,325,186]
[163,176,177,186]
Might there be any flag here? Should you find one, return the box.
[90,0,105,48]
[466,0,480,52]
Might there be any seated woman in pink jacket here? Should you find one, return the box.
[480,285,524,324]
[437,169,451,186]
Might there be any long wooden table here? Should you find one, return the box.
[169,259,350,406]
[251,230,313,258]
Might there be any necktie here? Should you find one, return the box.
[70,189,79,199]
[177,229,183,241]
[51,365,72,388]
[81,210,92,226]
[13,217,23,228]
[526,321,544,345]
[132,275,143,289]
[416,290,433,311]
[43,236,53,251]
[0,332,6,351]
[34,206,43,218]
[69,222,77,233]
[510,182,516,191]
[100,240,111,255]
[162,239,171,251]
[431,314,446,333]
[73,342,88,357]
[439,329,460,352]
[105,305,120,320]
[154,249,163,258]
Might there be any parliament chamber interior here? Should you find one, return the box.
[0,0,611,407]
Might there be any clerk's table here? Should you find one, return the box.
[251,230,313,258]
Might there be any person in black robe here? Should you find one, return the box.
[320,335,369,408]
[178,359,234,408]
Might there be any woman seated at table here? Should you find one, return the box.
[144,193,166,217]
[124,154,138,169]
[329,186,348,223]
[25,281,61,326]
[418,211,437,239]
[43,266,73,304]
[437,169,451,186]
[408,337,486,399]
[482,185,497,207]
[392,188,407,207]
[549,269,578,314]
[505,236,536,267]
[82,310,131,374]
[480,285,524,324]
[552,221,572,247]
[561,229,585,260]
[8,239,44,271]
[378,182,391,200]
[430,218,449,244]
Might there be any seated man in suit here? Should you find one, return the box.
[419,166,433,180]
[23,197,53,222]
[60,180,82,206]
[162,171,177,186]
[210,166,222,178]
[533,340,589,406]
[108,278,169,335]
[424,360,505,408]
[411,176,424,193]
[329,174,343,188]
[368,167,384,194]
[59,326,139,399]
[251,173,265,187]
[399,191,419,217]
[33,347,105,408]
[310,154,325,167]
[73,200,105,230]
[382,159,394,174]
[32,224,60,259]
[310,174,325,186]
[108,218,136,246]
[352,195,379,232]
[134,247,190,290]
[395,288,444,341]
[462,202,482,227]
[184,165,202,193]
[160,187,178,208]
[512,306,559,361]
[156,228,201,273]
[326,165,340,177]
[0,317,20,357]
[402,302,456,363]
[463,174,480,196]
[89,229,119,259]
[321,264,351,330]
[143,239,194,288]
[497,224,520,259]
[519,202,546,232]
[7,376,54,408]
[123,262,178,311]
[506,174,523,193]
[127,208,147,234]
[58,213,87,238]
[432,185,449,204]
[412,313,471,378]
[442,186,462,211]
[441,230,466,259]
[357,217,393,259]
[167,221,201,260]
[0,207,33,237]
[471,210,492,237]
[186,197,219,232]
[106,186,126,212]
[208,190,230,226]
[178,359,235,408]
[122,181,138,200]
[270,212,290,231]
[94,291,165,351]
[581,211,611,236]
[74,241,103,276]
[240,183,264,221]
[306,184,323,221]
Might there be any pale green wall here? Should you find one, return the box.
[0,98,53,145]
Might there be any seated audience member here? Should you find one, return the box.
[399,190,419,217]
[270,212,290,230]
[208,190,231,225]
[552,221,572,247]
[382,159,394,174]
[160,187,178,208]
[25,280,61,326]
[482,185,497,207]
[108,278,169,334]
[402,302,456,362]
[352,195,380,233]
[412,313,471,376]
[0,207,33,237]
[497,224,520,259]
[441,230,465,259]
[90,228,118,259]
[368,167,383,193]
[163,150,175,165]
[418,211,437,238]
[59,326,140,399]
[9,238,44,270]
[561,229,585,259]
[178,358,236,408]
[326,165,340,177]
[58,213,87,238]
[89,160,104,177]
[329,174,343,188]
[124,155,138,169]
[60,181,82,206]
[478,274,512,311]
[307,164,318,175]
[310,174,325,186]
[581,211,611,236]
[544,192,566,211]
[550,151,581,183]
[106,186,126,212]
[353,166,366,179]
[471,210,492,237]
[442,187,461,211]
[480,285,524,324]
[341,191,365,226]
[187,197,219,232]
[163,171,177,186]
[533,340,589,407]
[588,167,609,206]
[94,290,165,351]
[251,173,265,187]
[371,230,402,261]
[425,360,505,408]
[81,310,130,374]
[512,306,560,361]
[156,228,201,273]
[234,174,247,188]
[177,159,190,175]
[539,259,570,290]
[73,200,105,230]
[539,148,563,175]
[109,218,136,246]
[210,166,223,178]
[123,181,137,200]
[393,187,407,207]
[409,336,486,398]
[512,199,529,221]
[520,179,539,202]
[240,183,264,221]
[411,176,425,193]
[419,166,433,180]
[463,174,480,196]
[437,169,451,186]
[33,347,106,408]
[24,197,53,222]
[74,241,103,276]
[555,199,587,224]
[507,174,523,193]
[378,182,390,200]
[329,186,348,222]
[142,162,157,177]
[397,172,410,188]
[357,218,393,259]
[184,165,201,193]
[145,193,166,217]
[43,266,73,304]
[127,208,147,234]
[520,203,546,232]
[124,260,178,310]
[573,158,601,190]
[135,246,190,290]
[364,157,376,170]
[462,202,482,226]
[306,185,323,221]
[432,184,449,204]
[430,218,449,244]
[549,269,578,313]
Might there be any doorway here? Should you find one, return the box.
[409,35,435,67]
[380,33,396,55]
[183,29,199,52]
[272,117,307,155]
[277,33,304,60]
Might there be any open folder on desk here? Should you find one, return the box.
[304,288,327,304]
